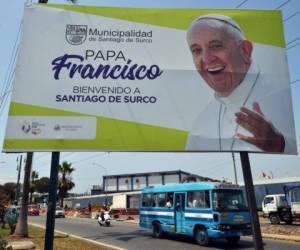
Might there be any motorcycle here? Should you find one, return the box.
[98,211,111,227]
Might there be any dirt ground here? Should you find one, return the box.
[260,216,300,236]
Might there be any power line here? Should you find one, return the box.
[284,9,300,22]
[70,152,108,165]
[291,79,300,84]
[0,25,21,117]
[33,153,50,161]
[235,0,248,8]
[287,40,300,50]
[276,0,291,9]
[0,23,21,102]
[60,152,75,159]
[286,36,300,45]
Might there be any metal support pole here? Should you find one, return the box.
[240,152,264,250]
[44,152,60,250]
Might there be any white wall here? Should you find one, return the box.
[111,194,127,209]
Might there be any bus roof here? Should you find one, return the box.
[142,182,241,193]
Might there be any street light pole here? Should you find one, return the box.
[15,155,23,204]
[232,153,238,184]
[92,163,108,204]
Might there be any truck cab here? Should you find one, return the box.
[262,194,286,215]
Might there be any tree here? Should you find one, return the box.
[1,183,17,202]
[29,170,39,204]
[35,177,50,194]
[13,152,33,237]
[58,161,75,207]
[0,182,19,203]
[0,190,10,206]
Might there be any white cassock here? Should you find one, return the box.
[186,63,297,154]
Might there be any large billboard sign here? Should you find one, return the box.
[3,4,297,154]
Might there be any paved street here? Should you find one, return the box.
[29,216,300,250]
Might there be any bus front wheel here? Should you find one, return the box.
[152,222,163,238]
[194,227,210,246]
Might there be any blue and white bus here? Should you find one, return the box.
[139,182,252,246]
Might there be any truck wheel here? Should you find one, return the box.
[194,227,210,246]
[269,214,280,224]
[152,222,163,238]
[226,236,240,245]
[283,212,293,225]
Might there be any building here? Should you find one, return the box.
[240,176,300,208]
[102,170,213,193]
[65,170,218,209]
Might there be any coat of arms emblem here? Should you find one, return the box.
[66,25,87,45]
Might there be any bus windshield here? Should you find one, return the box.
[213,189,248,212]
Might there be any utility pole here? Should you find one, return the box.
[240,152,263,250]
[44,152,60,250]
[15,155,23,204]
[232,152,238,184]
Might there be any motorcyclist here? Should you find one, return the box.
[98,205,111,226]
[99,207,105,225]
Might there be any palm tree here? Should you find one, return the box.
[58,161,75,207]
[29,170,39,204]
[13,153,33,237]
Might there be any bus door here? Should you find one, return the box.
[175,193,186,233]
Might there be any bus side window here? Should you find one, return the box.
[142,193,152,207]
[152,193,157,207]
[187,190,210,208]
[157,193,166,207]
[205,190,210,208]
[166,192,173,208]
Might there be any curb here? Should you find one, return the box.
[29,223,126,250]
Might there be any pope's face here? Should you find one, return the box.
[187,22,252,97]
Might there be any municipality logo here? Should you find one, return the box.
[66,25,87,45]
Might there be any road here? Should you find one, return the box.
[29,216,300,250]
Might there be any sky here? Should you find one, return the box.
[0,0,300,193]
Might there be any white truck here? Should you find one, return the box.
[262,184,300,224]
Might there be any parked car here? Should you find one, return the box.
[55,206,65,218]
[28,204,40,216]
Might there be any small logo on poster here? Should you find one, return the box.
[54,124,61,131]
[66,25,87,45]
[21,122,31,134]
[21,121,43,135]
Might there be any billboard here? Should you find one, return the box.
[3,4,297,154]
